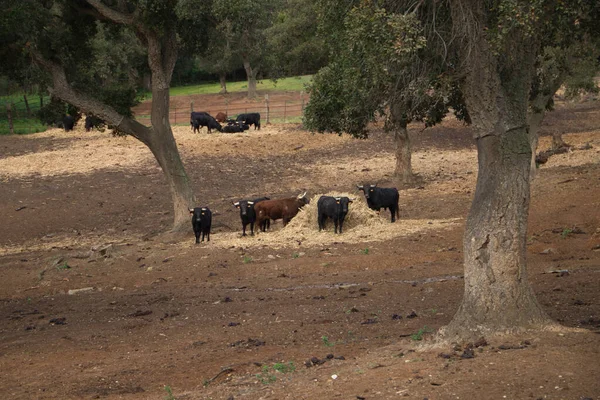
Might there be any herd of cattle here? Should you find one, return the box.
[189,184,400,244]
[60,111,261,134]
[190,111,261,134]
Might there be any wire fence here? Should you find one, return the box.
[0,95,49,134]
[1,94,307,134]
[135,96,306,126]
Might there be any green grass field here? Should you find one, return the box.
[0,94,51,135]
[168,75,312,97]
[0,118,47,135]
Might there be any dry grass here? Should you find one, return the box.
[537,131,600,168]
[180,193,462,250]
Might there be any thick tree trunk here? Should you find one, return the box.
[394,127,413,183]
[31,13,196,233]
[441,0,556,341]
[388,103,413,184]
[147,86,195,232]
[219,73,227,94]
[243,57,258,99]
[442,128,551,340]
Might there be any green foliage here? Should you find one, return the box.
[210,0,276,74]
[291,252,300,259]
[410,325,432,341]
[242,255,253,264]
[265,0,328,77]
[304,2,467,137]
[256,362,295,384]
[272,361,295,374]
[163,385,176,400]
[360,248,369,255]
[37,97,76,126]
[561,228,573,239]
[321,335,335,347]
[56,262,70,271]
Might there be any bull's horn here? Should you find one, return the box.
[248,201,254,205]
[357,185,364,190]
[371,184,377,187]
[298,191,307,198]
[189,208,194,213]
[233,201,240,207]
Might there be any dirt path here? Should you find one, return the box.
[0,100,599,399]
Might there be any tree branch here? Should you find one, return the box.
[29,48,151,145]
[85,0,134,25]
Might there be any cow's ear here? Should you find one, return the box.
[189,208,194,214]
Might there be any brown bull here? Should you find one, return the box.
[255,192,309,232]
[215,112,228,123]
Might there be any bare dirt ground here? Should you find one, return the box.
[0,97,599,400]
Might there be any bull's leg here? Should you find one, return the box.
[250,222,255,236]
[334,219,339,234]
[206,230,210,241]
[242,222,247,237]
[195,232,200,244]
[391,208,396,222]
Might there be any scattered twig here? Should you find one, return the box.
[204,367,234,386]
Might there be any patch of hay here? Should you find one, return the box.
[0,128,154,178]
[194,193,462,249]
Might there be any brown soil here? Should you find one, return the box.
[0,97,599,400]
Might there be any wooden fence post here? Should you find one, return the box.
[6,103,15,135]
[190,101,194,113]
[265,94,270,125]
[283,101,287,123]
[174,106,177,124]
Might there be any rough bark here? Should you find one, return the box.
[219,72,227,94]
[440,0,555,341]
[388,103,413,183]
[31,2,195,232]
[394,126,413,184]
[243,57,258,98]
